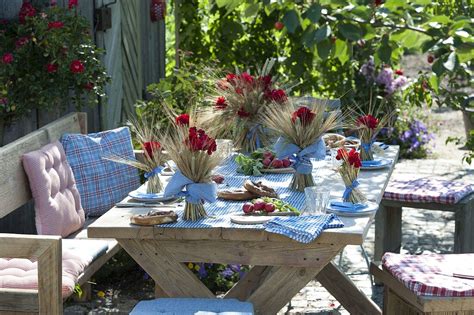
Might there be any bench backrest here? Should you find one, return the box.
[0,112,87,219]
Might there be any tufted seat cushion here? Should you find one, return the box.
[382,253,474,297]
[383,178,473,205]
[0,239,110,298]
[130,298,254,315]
[22,141,85,237]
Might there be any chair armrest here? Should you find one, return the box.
[0,234,62,314]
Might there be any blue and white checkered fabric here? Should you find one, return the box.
[159,156,344,242]
[263,214,344,243]
[61,127,140,217]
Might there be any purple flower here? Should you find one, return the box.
[221,267,234,279]
[376,67,393,88]
[360,57,376,80]
[392,76,408,91]
[197,263,208,279]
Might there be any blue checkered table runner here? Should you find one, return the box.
[158,156,343,233]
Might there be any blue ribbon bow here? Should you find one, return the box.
[164,170,217,204]
[361,139,375,152]
[273,137,326,175]
[144,166,164,179]
[343,179,360,201]
[246,124,262,149]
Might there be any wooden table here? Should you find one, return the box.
[88,146,399,315]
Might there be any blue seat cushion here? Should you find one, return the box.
[130,298,254,315]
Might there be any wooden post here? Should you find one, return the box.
[374,203,402,262]
[454,197,474,253]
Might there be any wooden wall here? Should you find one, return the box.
[0,0,166,234]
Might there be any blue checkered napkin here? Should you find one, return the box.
[61,127,140,217]
[263,214,344,243]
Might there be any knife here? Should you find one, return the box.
[116,202,179,208]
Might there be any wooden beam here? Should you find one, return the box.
[0,289,38,312]
[225,266,270,301]
[374,204,402,262]
[38,238,62,314]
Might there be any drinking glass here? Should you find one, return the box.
[330,148,343,170]
[304,186,331,215]
[216,139,234,158]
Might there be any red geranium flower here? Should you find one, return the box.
[68,0,78,9]
[347,148,362,168]
[395,69,403,75]
[267,89,287,103]
[186,127,217,155]
[48,21,64,29]
[226,73,237,85]
[70,60,84,73]
[2,53,13,64]
[176,113,190,126]
[19,2,36,24]
[237,108,251,118]
[259,75,272,89]
[357,114,379,129]
[291,106,315,126]
[15,37,29,48]
[143,141,161,159]
[240,72,254,85]
[84,82,94,90]
[46,63,58,73]
[215,96,227,110]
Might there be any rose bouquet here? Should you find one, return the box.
[356,113,391,161]
[201,59,291,153]
[335,148,366,204]
[162,114,224,221]
[263,102,339,191]
[104,118,166,194]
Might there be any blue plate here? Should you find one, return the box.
[128,184,177,202]
[360,158,392,170]
[326,200,379,216]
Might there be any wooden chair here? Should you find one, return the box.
[0,113,122,314]
[374,178,474,261]
[371,253,474,315]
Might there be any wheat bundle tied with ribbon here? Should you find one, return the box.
[335,148,367,204]
[263,101,340,191]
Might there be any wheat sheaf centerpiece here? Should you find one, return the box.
[335,148,367,204]
[103,118,166,194]
[263,102,339,191]
[201,59,291,153]
[162,114,224,221]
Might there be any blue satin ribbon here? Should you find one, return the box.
[273,137,326,175]
[361,139,375,152]
[144,166,164,179]
[342,179,360,201]
[163,170,217,204]
[246,124,262,149]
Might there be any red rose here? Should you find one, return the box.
[46,63,58,73]
[268,89,287,103]
[70,60,84,73]
[2,53,13,64]
[176,113,190,126]
[347,148,362,168]
[68,0,78,9]
[186,127,216,155]
[84,82,94,90]
[427,55,435,64]
[395,69,403,75]
[215,96,227,110]
[143,141,161,159]
[237,108,251,118]
[357,114,379,130]
[240,72,254,85]
[291,106,315,126]
[19,2,36,24]
[15,37,29,48]
[48,21,64,29]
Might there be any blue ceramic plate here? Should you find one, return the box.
[128,184,177,202]
[360,158,392,170]
[326,200,379,217]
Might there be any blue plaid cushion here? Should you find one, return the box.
[61,127,140,216]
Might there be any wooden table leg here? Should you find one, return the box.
[317,262,382,315]
[225,266,271,301]
[375,203,402,261]
[455,200,474,253]
[119,239,214,298]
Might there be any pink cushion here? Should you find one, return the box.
[0,250,86,297]
[382,253,474,297]
[22,141,85,237]
[383,178,473,205]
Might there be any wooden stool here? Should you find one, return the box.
[371,253,474,315]
[374,178,474,261]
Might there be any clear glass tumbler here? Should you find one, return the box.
[304,186,331,215]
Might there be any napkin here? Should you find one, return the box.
[263,214,344,244]
[330,201,368,212]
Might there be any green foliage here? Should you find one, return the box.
[0,3,108,126]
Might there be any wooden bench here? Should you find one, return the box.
[0,112,121,314]
[374,190,474,262]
